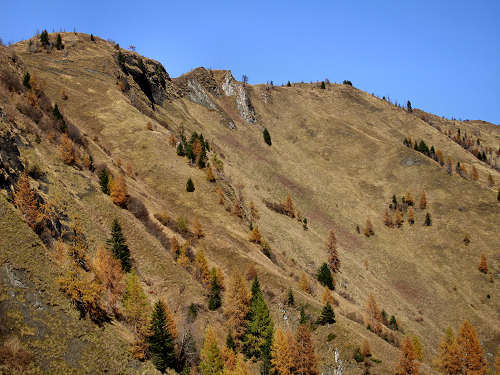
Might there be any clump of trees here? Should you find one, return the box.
[177,130,210,168]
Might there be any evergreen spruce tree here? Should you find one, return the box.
[242,276,274,364]
[147,300,176,373]
[90,33,95,42]
[56,33,63,50]
[107,218,131,272]
[299,306,308,324]
[287,81,291,87]
[186,177,195,192]
[177,142,185,156]
[208,271,222,310]
[317,263,334,290]
[200,327,224,375]
[317,302,335,325]
[263,128,272,146]
[407,100,413,112]
[99,169,110,194]
[497,188,500,201]
[226,330,236,351]
[287,288,295,306]
[23,72,31,89]
[424,213,432,226]
[40,30,49,46]
[320,81,326,89]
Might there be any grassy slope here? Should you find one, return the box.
[4,32,499,374]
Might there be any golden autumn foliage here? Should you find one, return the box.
[419,191,427,209]
[283,194,295,218]
[294,324,319,375]
[170,236,180,257]
[110,174,128,207]
[272,328,295,375]
[478,255,488,274]
[487,173,495,187]
[405,192,414,206]
[177,242,191,268]
[408,207,415,224]
[163,300,178,340]
[122,271,150,334]
[59,133,76,165]
[218,188,225,205]
[215,267,225,290]
[321,286,335,306]
[364,218,374,237]
[92,245,124,312]
[225,272,250,341]
[299,272,311,294]
[193,216,204,238]
[395,209,403,227]
[384,208,394,227]
[434,327,461,375]
[249,226,262,244]
[249,201,259,223]
[366,293,382,334]
[14,172,43,230]
[168,133,177,147]
[395,336,419,375]
[412,335,423,361]
[494,348,500,374]
[455,321,488,375]
[207,165,216,182]
[232,200,242,218]
[471,166,479,181]
[362,339,372,358]
[326,229,340,273]
[195,249,211,286]
[200,327,224,375]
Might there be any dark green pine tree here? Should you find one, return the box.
[208,271,221,310]
[424,212,432,226]
[226,330,236,351]
[287,288,295,306]
[317,262,334,290]
[107,219,131,272]
[316,302,336,325]
[176,142,185,156]
[99,169,110,194]
[497,188,500,201]
[299,305,308,324]
[287,81,291,87]
[407,100,412,112]
[56,33,63,50]
[53,104,63,121]
[147,300,177,373]
[389,315,399,331]
[90,34,95,42]
[23,72,31,89]
[186,177,195,192]
[242,276,274,365]
[40,30,49,46]
[263,128,272,146]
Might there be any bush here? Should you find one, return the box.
[23,72,31,89]
[263,128,272,146]
[186,177,195,192]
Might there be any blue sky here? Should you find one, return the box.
[3,1,499,123]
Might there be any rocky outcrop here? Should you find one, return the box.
[0,120,23,191]
[186,79,217,110]
[221,71,256,124]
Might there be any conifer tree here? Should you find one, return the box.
[494,348,500,375]
[193,216,204,238]
[498,188,500,202]
[122,271,149,333]
[408,207,415,225]
[263,128,272,146]
[316,302,335,325]
[395,336,419,375]
[59,133,76,165]
[110,174,128,207]
[14,172,42,230]
[56,33,63,50]
[284,194,295,217]
[419,191,427,209]
[242,276,274,365]
[99,168,110,194]
[207,165,216,182]
[195,249,211,286]
[107,218,131,272]
[225,272,250,343]
[23,72,31,89]
[384,208,394,227]
[317,263,334,290]
[434,327,461,375]
[447,157,453,175]
[299,272,311,294]
[147,300,177,373]
[412,335,423,361]
[92,245,124,311]
[90,33,95,41]
[455,320,488,375]
[487,173,495,187]
[40,30,49,46]
[170,236,180,257]
[287,289,294,306]
[208,270,222,310]
[186,177,195,192]
[471,166,479,181]
[364,218,374,237]
[271,328,295,375]
[226,331,236,351]
[200,328,224,375]
[322,286,335,306]
[362,340,372,358]
[478,255,488,274]
[249,226,262,244]
[294,324,319,375]
[395,209,404,227]
[366,294,382,334]
[326,229,340,273]
[249,201,259,223]
[424,213,432,226]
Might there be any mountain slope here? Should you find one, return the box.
[0,32,498,374]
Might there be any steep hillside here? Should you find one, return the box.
[0,32,499,374]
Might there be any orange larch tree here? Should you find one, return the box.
[395,336,419,375]
[249,201,259,223]
[326,229,340,273]
[224,272,250,343]
[478,255,488,274]
[471,166,479,181]
[364,219,374,237]
[434,327,461,375]
[395,209,404,227]
[193,216,204,238]
[271,327,295,375]
[384,208,394,227]
[110,174,128,207]
[283,194,295,218]
[419,191,427,210]
[249,226,262,244]
[487,173,495,188]
[294,324,319,375]
[299,272,311,294]
[366,293,382,334]
[59,133,76,165]
[455,320,488,375]
[14,172,43,230]
[92,244,124,312]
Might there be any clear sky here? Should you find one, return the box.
[3,1,499,124]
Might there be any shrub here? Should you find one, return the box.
[23,72,31,89]
[263,128,272,146]
[186,177,195,192]
[176,216,189,234]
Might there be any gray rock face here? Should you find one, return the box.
[0,124,23,190]
[187,79,217,110]
[221,72,256,124]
